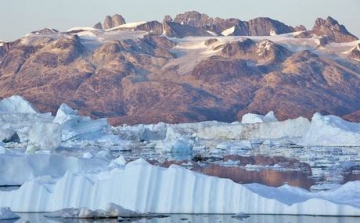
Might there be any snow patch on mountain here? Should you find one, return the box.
[221,26,235,36]
[107,21,147,31]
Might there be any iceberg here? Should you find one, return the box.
[241,111,278,124]
[0,95,38,114]
[0,95,360,216]
[27,122,61,152]
[0,153,108,185]
[45,203,140,219]
[0,159,359,215]
[54,103,109,141]
[300,113,360,146]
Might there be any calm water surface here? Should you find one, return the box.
[14,213,360,223]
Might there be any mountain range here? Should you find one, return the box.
[0,11,359,125]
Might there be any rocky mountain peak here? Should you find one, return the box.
[103,14,126,29]
[163,15,173,23]
[349,43,360,62]
[174,11,212,27]
[31,28,59,35]
[311,16,358,42]
[93,22,103,29]
[171,11,294,37]
[246,17,295,36]
[314,16,346,32]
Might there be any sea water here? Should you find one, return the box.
[16,213,360,223]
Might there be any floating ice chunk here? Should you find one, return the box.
[54,103,109,141]
[241,111,278,124]
[53,103,77,125]
[109,156,126,168]
[78,207,94,218]
[300,113,360,146]
[105,203,139,217]
[170,138,193,154]
[0,207,20,220]
[46,203,141,219]
[46,207,84,218]
[168,138,194,160]
[0,95,38,114]
[140,123,167,142]
[27,122,61,151]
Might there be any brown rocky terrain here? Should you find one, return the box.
[0,12,359,125]
[172,11,295,36]
[295,16,358,43]
[103,14,126,29]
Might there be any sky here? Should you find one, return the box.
[0,0,359,41]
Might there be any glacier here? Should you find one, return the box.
[0,95,360,215]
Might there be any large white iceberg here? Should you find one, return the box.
[0,95,38,114]
[54,103,109,141]
[300,113,360,146]
[0,159,359,215]
[27,122,61,152]
[241,111,278,124]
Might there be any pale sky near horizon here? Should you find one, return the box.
[0,0,359,41]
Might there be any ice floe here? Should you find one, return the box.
[0,95,359,216]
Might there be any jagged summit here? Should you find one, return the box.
[93,14,127,30]
[171,11,295,37]
[296,16,358,43]
[313,16,358,42]
[88,11,358,42]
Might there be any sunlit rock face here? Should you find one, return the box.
[295,16,358,43]
[103,14,126,29]
[0,12,359,125]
